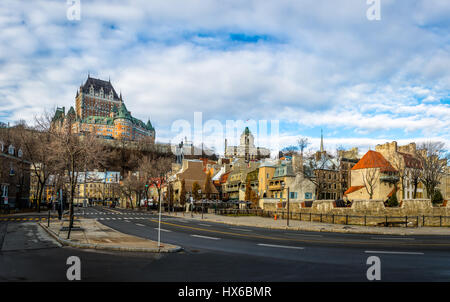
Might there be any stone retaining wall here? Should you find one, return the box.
[262,198,450,219]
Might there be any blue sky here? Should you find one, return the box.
[0,0,449,155]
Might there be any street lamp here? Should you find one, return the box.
[282,182,290,227]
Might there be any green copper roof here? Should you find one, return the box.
[116,103,131,120]
[244,127,250,135]
[146,120,154,131]
[67,106,75,116]
[84,116,114,125]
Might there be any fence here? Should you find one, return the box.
[215,208,450,227]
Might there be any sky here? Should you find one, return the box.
[0,0,449,156]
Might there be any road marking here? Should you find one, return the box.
[198,223,211,227]
[370,237,415,241]
[149,219,450,247]
[155,228,172,232]
[230,228,252,232]
[124,220,130,223]
[136,223,145,227]
[285,233,323,237]
[99,218,104,220]
[191,234,220,240]
[257,243,304,250]
[365,250,424,255]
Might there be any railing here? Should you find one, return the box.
[215,209,450,227]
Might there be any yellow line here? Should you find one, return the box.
[149,219,450,247]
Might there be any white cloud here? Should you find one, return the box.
[0,0,449,151]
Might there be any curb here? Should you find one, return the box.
[178,215,450,236]
[38,223,182,253]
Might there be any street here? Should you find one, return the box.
[1,206,450,281]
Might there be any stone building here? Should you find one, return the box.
[52,76,155,142]
[343,143,426,201]
[170,160,219,203]
[0,138,30,209]
[224,127,270,162]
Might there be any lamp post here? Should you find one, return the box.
[282,182,290,227]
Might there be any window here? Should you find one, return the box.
[18,149,23,158]
[1,185,8,197]
[305,192,312,199]
[8,145,14,155]
[0,141,3,152]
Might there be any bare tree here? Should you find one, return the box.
[49,130,105,238]
[140,157,172,209]
[408,165,422,199]
[361,168,379,200]
[204,171,212,199]
[297,137,310,158]
[417,141,448,202]
[302,151,337,200]
[13,116,56,212]
[120,173,138,209]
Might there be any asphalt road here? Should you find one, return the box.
[1,206,449,282]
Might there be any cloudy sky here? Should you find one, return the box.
[1,0,449,155]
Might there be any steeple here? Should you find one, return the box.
[320,129,324,153]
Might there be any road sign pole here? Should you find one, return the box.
[158,200,162,248]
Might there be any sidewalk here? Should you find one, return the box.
[167,211,450,236]
[39,218,181,253]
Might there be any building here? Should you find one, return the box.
[52,76,155,142]
[267,159,315,202]
[375,142,425,200]
[224,159,259,200]
[257,160,277,198]
[338,148,360,198]
[0,139,31,209]
[170,160,219,203]
[224,127,270,161]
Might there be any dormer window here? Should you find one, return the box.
[8,145,14,155]
[89,85,94,95]
[100,87,104,97]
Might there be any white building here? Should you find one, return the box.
[224,127,270,161]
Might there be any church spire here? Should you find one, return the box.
[320,129,324,153]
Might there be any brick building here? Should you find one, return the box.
[0,137,31,209]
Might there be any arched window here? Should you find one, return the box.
[18,149,23,158]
